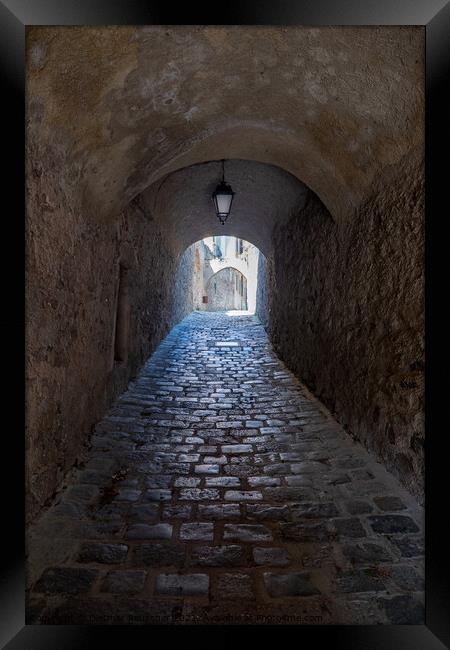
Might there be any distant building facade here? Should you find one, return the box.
[192,236,259,313]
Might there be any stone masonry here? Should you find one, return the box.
[257,153,424,502]
[27,312,424,625]
[27,26,424,525]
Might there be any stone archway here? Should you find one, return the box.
[27,26,423,225]
[25,23,425,627]
[205,267,248,312]
[26,24,424,524]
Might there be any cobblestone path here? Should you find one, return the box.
[27,312,424,625]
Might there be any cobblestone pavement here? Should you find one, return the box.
[27,311,424,625]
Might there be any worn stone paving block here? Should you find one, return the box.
[180,523,214,541]
[155,573,209,596]
[224,490,263,502]
[326,472,351,486]
[342,542,393,565]
[336,568,386,593]
[222,444,253,454]
[246,421,264,428]
[284,476,314,487]
[216,422,244,430]
[263,572,320,598]
[34,567,98,595]
[346,481,388,496]
[179,488,220,501]
[388,536,424,558]
[224,465,257,477]
[162,505,193,519]
[198,504,241,519]
[195,464,220,475]
[290,461,329,474]
[223,524,273,542]
[144,476,173,488]
[126,523,173,540]
[263,487,313,502]
[280,522,332,542]
[248,476,281,487]
[373,496,407,511]
[100,570,146,593]
[143,489,172,502]
[133,543,185,568]
[43,596,182,625]
[344,500,373,515]
[253,547,291,566]
[189,545,247,567]
[246,504,290,521]
[367,515,420,534]
[377,595,425,624]
[77,543,129,564]
[387,564,424,591]
[214,573,255,600]
[205,476,241,487]
[263,464,289,476]
[332,518,367,538]
[174,477,201,487]
[198,445,218,453]
[129,504,159,521]
[163,463,191,475]
[334,457,367,470]
[204,455,228,465]
[301,545,334,568]
[291,502,340,519]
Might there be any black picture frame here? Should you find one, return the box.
[1,0,449,647]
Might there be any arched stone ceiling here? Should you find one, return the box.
[27,26,424,223]
[141,160,309,256]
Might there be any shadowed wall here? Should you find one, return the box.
[257,152,424,502]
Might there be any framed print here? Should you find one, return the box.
[1,0,449,647]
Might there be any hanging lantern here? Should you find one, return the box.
[212,160,235,225]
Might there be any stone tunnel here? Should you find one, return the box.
[25,26,424,624]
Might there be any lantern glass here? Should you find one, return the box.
[212,180,235,223]
[216,192,233,215]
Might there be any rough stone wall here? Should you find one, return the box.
[192,243,206,310]
[256,253,269,328]
[173,245,195,325]
[26,186,194,523]
[258,153,424,502]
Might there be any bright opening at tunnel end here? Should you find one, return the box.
[189,235,260,315]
